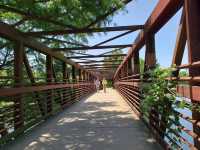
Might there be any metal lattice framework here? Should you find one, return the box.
[0,0,200,149]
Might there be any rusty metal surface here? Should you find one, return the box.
[114,0,183,79]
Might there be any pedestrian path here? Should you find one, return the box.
[4,88,161,150]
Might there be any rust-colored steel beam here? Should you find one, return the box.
[185,0,200,149]
[0,83,94,97]
[87,69,116,71]
[83,64,120,67]
[38,36,87,47]
[0,22,96,77]
[177,85,200,102]
[77,59,123,64]
[144,33,156,71]
[67,54,126,59]
[23,51,46,116]
[0,22,78,67]
[93,30,134,46]
[69,51,95,57]
[72,65,76,82]
[62,62,68,82]
[114,0,183,79]
[84,66,118,70]
[23,51,35,83]
[46,55,53,114]
[46,55,53,83]
[25,25,143,36]
[127,58,132,76]
[185,0,200,77]
[86,67,118,69]
[99,48,123,56]
[132,51,140,75]
[171,10,186,67]
[14,42,24,130]
[53,44,132,51]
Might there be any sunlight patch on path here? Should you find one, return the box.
[4,88,161,150]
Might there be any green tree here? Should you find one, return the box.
[0,0,127,85]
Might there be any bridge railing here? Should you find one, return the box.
[0,19,97,146]
[0,82,95,145]
[114,0,200,149]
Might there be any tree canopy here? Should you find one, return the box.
[0,0,130,52]
[0,0,126,32]
[0,0,130,86]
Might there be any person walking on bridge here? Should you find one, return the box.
[95,78,100,92]
[102,78,107,93]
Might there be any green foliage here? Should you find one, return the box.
[179,70,188,77]
[0,0,125,30]
[141,66,181,148]
[0,1,128,82]
[141,66,200,148]
[141,66,177,114]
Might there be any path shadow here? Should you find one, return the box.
[3,92,161,150]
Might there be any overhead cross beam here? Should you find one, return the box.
[67,54,126,59]
[88,68,116,70]
[85,66,118,69]
[83,64,120,67]
[0,22,96,77]
[38,36,87,47]
[69,51,95,57]
[93,30,134,47]
[53,44,132,51]
[25,25,143,36]
[76,59,123,64]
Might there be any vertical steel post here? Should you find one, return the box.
[144,33,156,71]
[185,0,200,148]
[46,55,53,114]
[23,50,45,116]
[78,69,81,82]
[62,62,68,82]
[82,71,85,82]
[72,65,76,83]
[132,51,140,76]
[125,62,128,77]
[128,57,132,76]
[14,41,24,130]
[71,65,76,100]
[171,10,186,77]
[144,33,160,137]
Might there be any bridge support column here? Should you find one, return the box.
[72,65,76,83]
[46,55,53,115]
[144,33,156,71]
[144,33,163,139]
[14,42,24,130]
[78,69,81,82]
[127,59,132,76]
[132,51,140,76]
[62,62,68,83]
[185,0,200,148]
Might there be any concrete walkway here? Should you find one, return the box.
[5,88,162,150]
